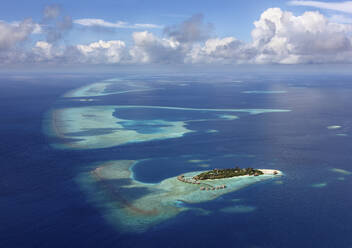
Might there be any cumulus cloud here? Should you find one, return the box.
[187,37,252,64]
[74,18,162,29]
[0,19,37,50]
[31,41,62,63]
[188,8,352,64]
[163,14,213,43]
[289,1,352,14]
[250,8,352,64]
[27,40,128,65]
[3,7,352,65]
[130,31,184,63]
[74,40,127,64]
[9,21,42,34]
[65,9,352,65]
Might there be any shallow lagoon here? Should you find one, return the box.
[50,103,290,149]
[77,159,282,232]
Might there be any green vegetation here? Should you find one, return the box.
[193,167,264,180]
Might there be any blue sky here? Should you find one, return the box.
[0,0,341,43]
[1,0,352,67]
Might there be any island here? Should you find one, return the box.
[177,167,278,191]
[194,167,265,180]
[77,160,283,233]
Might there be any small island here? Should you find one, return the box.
[176,167,279,191]
[193,167,265,180]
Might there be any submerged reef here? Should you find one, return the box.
[50,106,192,149]
[311,182,327,188]
[49,105,290,149]
[242,90,287,94]
[219,205,256,213]
[327,125,342,130]
[63,79,158,98]
[330,168,352,175]
[77,160,282,233]
[64,82,113,97]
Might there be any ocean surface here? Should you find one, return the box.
[1,72,352,248]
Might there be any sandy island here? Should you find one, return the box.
[77,160,283,233]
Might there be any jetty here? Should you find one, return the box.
[177,174,226,191]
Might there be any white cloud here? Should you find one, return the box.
[31,41,65,63]
[2,7,352,65]
[75,40,127,64]
[74,18,162,29]
[130,31,183,63]
[0,19,37,50]
[250,8,352,64]
[289,1,352,24]
[187,37,255,64]
[289,1,352,14]
[187,8,352,64]
[33,41,54,59]
[9,21,42,34]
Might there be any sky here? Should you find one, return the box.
[2,0,352,69]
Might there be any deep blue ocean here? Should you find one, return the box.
[1,72,352,248]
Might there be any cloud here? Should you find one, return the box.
[128,14,214,64]
[130,31,184,63]
[289,1,352,14]
[250,8,352,64]
[69,9,352,64]
[41,4,72,43]
[0,19,36,50]
[74,40,127,63]
[43,4,61,20]
[28,40,128,64]
[187,37,256,64]
[163,14,213,43]
[2,7,352,66]
[187,8,352,64]
[329,14,352,23]
[32,41,57,62]
[74,18,162,29]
